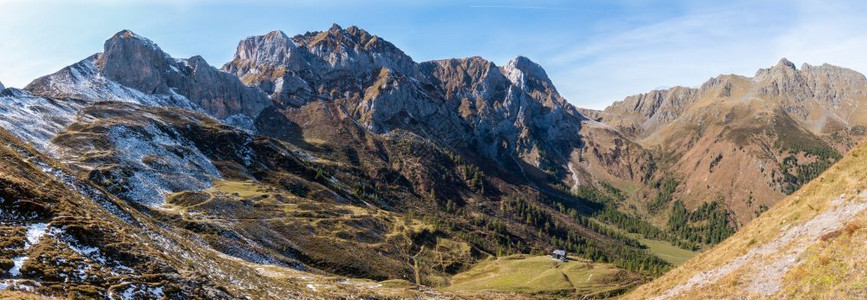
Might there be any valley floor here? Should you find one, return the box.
[445,254,641,298]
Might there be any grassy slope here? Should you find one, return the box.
[625,140,867,299]
[636,237,696,266]
[445,255,640,297]
[0,124,472,299]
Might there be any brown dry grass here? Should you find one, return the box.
[624,139,867,299]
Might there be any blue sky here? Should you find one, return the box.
[1,0,866,109]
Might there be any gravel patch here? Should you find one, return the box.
[652,191,867,299]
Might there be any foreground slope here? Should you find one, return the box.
[0,101,499,299]
[626,140,867,299]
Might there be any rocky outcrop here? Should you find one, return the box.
[752,58,867,132]
[600,86,699,136]
[222,30,314,107]
[26,30,272,121]
[295,24,420,78]
[222,24,420,107]
[501,56,569,109]
[418,56,585,171]
[227,26,588,182]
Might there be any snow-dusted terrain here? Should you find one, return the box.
[105,124,222,205]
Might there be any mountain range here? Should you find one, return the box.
[0,24,865,298]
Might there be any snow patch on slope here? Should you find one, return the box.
[34,56,199,110]
[8,223,50,277]
[0,89,79,150]
[118,285,164,300]
[106,124,221,205]
[8,257,26,277]
[24,223,48,248]
[8,143,137,225]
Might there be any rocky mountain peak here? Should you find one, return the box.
[776,57,797,70]
[419,56,508,103]
[294,24,418,77]
[328,23,344,33]
[0,81,4,90]
[749,58,867,113]
[108,29,157,47]
[317,23,374,47]
[424,56,502,81]
[502,56,550,89]
[501,55,569,109]
[25,30,271,122]
[755,57,801,80]
[99,29,175,94]
[233,30,298,65]
[265,29,289,39]
[223,25,425,108]
[604,86,699,129]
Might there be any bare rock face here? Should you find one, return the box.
[227,26,588,181]
[501,56,568,108]
[355,68,445,134]
[295,24,420,78]
[0,81,5,90]
[799,63,867,107]
[753,59,867,131]
[419,56,585,171]
[183,55,272,119]
[223,24,420,108]
[222,30,314,107]
[27,30,272,121]
[100,30,175,95]
[419,56,515,150]
[600,86,699,137]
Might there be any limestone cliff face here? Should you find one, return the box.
[226,26,590,182]
[222,24,419,107]
[222,30,314,107]
[17,26,605,192]
[601,87,699,137]
[296,24,420,78]
[418,56,586,175]
[26,30,271,120]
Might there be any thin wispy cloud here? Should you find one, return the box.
[469,5,563,10]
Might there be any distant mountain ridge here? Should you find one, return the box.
[593,58,867,228]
